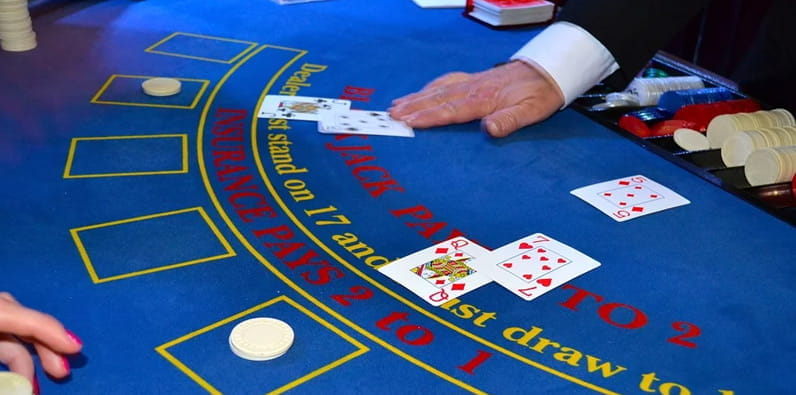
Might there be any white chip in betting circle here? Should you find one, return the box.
[141,77,182,97]
[229,317,294,361]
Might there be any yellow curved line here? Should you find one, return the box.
[249,109,618,393]
[195,44,484,394]
[200,44,617,395]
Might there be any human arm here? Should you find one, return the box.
[390,0,711,137]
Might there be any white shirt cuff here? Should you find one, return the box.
[510,21,619,107]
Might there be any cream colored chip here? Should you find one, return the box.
[229,317,294,361]
[0,372,33,395]
[141,77,182,97]
[673,128,709,152]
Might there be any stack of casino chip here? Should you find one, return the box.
[721,126,796,167]
[666,99,761,152]
[617,96,770,154]
[706,109,795,149]
[672,99,760,132]
[745,146,796,187]
[468,0,555,27]
[675,109,795,154]
[622,76,705,107]
[597,75,706,110]
[657,87,737,114]
[0,0,36,52]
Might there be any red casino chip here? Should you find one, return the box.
[673,99,760,132]
[650,120,700,137]
[618,115,653,138]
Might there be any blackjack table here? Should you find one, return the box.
[1,1,794,394]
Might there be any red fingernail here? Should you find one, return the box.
[61,356,71,374]
[65,330,83,345]
[33,374,40,395]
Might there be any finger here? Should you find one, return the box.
[421,71,471,90]
[33,341,71,379]
[0,292,19,304]
[391,83,476,121]
[481,101,553,138]
[390,84,455,112]
[400,93,497,129]
[0,304,82,355]
[391,72,471,106]
[0,334,35,383]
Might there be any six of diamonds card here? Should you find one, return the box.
[378,237,492,306]
[570,175,690,222]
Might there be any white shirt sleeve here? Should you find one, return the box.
[510,21,620,107]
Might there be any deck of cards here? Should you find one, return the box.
[467,0,555,27]
[258,94,414,138]
[379,234,601,306]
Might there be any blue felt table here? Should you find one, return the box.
[1,1,793,394]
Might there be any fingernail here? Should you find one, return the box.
[32,374,40,395]
[480,120,493,136]
[65,330,82,346]
[61,356,71,374]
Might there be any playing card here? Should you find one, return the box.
[318,109,415,138]
[472,233,600,301]
[258,95,350,121]
[570,175,690,222]
[378,237,491,306]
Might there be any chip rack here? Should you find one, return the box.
[571,51,796,226]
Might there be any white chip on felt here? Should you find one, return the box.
[141,77,181,97]
[229,317,294,361]
[0,371,33,395]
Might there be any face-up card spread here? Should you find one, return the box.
[570,175,690,222]
[474,233,600,301]
[258,95,350,121]
[379,237,491,306]
[318,109,415,138]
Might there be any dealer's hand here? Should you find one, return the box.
[389,60,565,138]
[0,292,82,391]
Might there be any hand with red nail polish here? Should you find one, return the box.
[0,292,83,389]
[389,60,564,138]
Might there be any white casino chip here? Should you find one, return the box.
[229,317,294,361]
[673,128,710,152]
[141,77,182,97]
[0,371,33,395]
